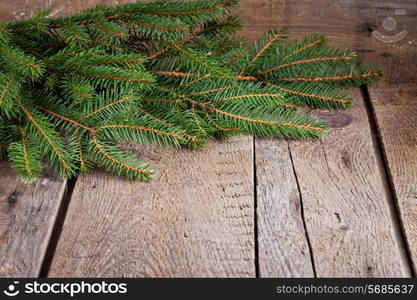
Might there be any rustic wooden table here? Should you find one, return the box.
[1,0,416,278]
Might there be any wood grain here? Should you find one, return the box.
[2,0,415,277]
[358,1,417,273]
[0,0,103,20]
[0,0,76,279]
[289,89,411,277]
[0,162,67,277]
[255,139,315,277]
[368,84,417,273]
[243,0,415,276]
[48,137,255,277]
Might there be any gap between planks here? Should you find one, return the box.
[361,86,416,277]
[287,142,317,277]
[39,177,78,278]
[255,88,411,277]
[252,136,260,278]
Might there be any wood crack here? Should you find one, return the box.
[360,85,415,277]
[287,141,317,277]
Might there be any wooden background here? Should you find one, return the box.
[0,0,416,277]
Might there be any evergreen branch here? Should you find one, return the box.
[32,104,96,133]
[241,28,286,74]
[0,46,44,79]
[268,82,351,108]
[283,36,325,60]
[19,125,32,177]
[138,107,200,147]
[76,129,86,170]
[137,0,237,16]
[19,104,74,176]
[278,71,381,83]
[91,135,153,180]
[0,0,382,181]
[142,98,181,104]
[87,55,146,66]
[212,93,296,110]
[7,125,42,181]
[121,18,187,32]
[151,70,193,77]
[179,74,211,87]
[209,106,324,133]
[0,74,13,105]
[191,103,208,135]
[188,86,229,96]
[74,66,155,85]
[236,75,258,81]
[202,106,238,132]
[167,42,233,79]
[214,93,284,102]
[259,55,352,75]
[96,124,183,141]
[1,50,41,71]
[80,95,133,121]
[94,20,126,39]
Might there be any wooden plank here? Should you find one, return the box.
[48,137,255,277]
[358,1,417,273]
[0,0,75,279]
[0,162,67,277]
[255,139,315,277]
[289,89,411,277]
[242,0,413,276]
[0,0,104,20]
[238,0,360,48]
[368,84,417,273]
[240,0,315,278]
[2,0,254,278]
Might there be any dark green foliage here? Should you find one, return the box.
[0,0,381,181]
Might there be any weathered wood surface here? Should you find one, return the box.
[48,137,255,277]
[0,0,416,278]
[361,1,417,273]
[256,90,411,277]
[0,1,72,278]
[241,0,416,277]
[0,162,67,277]
[255,139,315,277]
[290,90,410,277]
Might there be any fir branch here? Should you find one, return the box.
[209,106,324,134]
[0,0,382,182]
[268,82,352,108]
[19,104,75,177]
[80,95,134,121]
[167,42,233,79]
[91,135,153,181]
[32,104,96,133]
[259,55,353,75]
[240,28,287,75]
[7,125,42,181]
[76,129,86,171]
[283,35,325,60]
[96,124,184,144]
[278,71,381,83]
[18,125,33,177]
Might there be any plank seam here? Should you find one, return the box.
[287,141,317,277]
[253,136,260,278]
[39,176,78,278]
[361,85,415,277]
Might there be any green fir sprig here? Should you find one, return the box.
[0,0,382,181]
